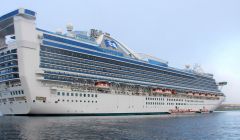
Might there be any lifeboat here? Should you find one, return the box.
[207,94,212,97]
[187,92,193,96]
[152,88,163,94]
[163,89,172,94]
[95,81,110,88]
[171,90,177,95]
[193,93,200,96]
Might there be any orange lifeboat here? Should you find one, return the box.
[152,88,163,94]
[171,90,177,95]
[163,89,172,94]
[95,81,110,88]
[193,92,200,96]
[207,93,212,97]
[187,92,193,96]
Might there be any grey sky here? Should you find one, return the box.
[1,0,240,103]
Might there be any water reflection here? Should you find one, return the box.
[0,112,240,140]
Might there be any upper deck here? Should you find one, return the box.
[0,9,213,79]
[0,9,222,94]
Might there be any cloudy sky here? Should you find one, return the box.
[1,0,240,103]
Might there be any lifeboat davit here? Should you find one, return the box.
[95,81,110,88]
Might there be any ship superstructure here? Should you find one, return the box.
[0,9,225,115]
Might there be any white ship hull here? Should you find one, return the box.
[0,91,224,115]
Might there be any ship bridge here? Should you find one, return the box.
[0,8,36,48]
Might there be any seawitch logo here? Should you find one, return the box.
[104,39,118,49]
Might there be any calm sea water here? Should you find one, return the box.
[0,111,240,140]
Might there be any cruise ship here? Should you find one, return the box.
[0,9,226,115]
